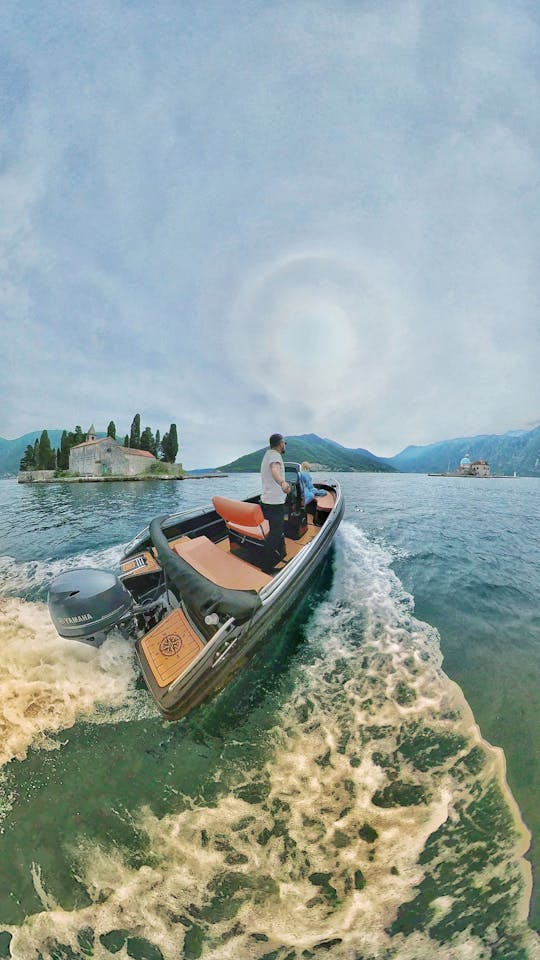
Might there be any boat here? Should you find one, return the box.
[47,463,344,720]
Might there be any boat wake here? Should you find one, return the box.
[0,523,538,959]
[0,598,145,776]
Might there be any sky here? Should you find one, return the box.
[1,1,539,468]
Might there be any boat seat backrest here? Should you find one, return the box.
[212,496,269,542]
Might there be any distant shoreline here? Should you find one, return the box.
[428,473,522,479]
[17,474,184,484]
[16,473,230,485]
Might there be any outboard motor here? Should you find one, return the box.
[48,568,134,646]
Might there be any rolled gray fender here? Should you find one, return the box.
[149,516,261,624]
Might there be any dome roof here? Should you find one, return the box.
[460,455,471,466]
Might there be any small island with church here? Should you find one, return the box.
[18,416,185,483]
[429,454,491,478]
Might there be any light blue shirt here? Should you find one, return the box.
[299,470,318,505]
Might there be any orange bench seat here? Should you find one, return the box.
[212,496,269,542]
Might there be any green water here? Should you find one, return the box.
[0,475,538,958]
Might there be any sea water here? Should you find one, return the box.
[0,473,538,960]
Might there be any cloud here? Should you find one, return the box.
[1,0,539,465]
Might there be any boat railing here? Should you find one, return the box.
[123,504,209,555]
[123,495,262,557]
[167,616,236,694]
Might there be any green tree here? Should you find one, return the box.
[140,426,155,452]
[107,421,116,440]
[160,431,169,462]
[38,430,55,469]
[62,425,84,466]
[169,423,178,463]
[34,438,40,465]
[155,429,161,458]
[124,435,129,447]
[130,414,141,449]
[161,423,179,463]
[58,431,70,470]
[19,444,36,471]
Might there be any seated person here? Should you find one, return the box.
[299,461,327,506]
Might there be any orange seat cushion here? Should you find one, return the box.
[227,518,270,541]
[173,536,271,592]
[213,496,265,527]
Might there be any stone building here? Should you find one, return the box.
[69,425,157,477]
[469,459,490,477]
[458,455,490,477]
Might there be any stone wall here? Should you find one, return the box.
[18,470,56,483]
[122,452,155,476]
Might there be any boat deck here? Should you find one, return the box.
[132,482,342,717]
[170,514,322,591]
[137,517,325,691]
[140,608,205,688]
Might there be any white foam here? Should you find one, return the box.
[2,524,538,959]
[0,597,141,770]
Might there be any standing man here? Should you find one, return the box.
[260,433,291,572]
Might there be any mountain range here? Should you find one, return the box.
[219,434,396,474]
[385,427,540,477]
[2,426,540,477]
[219,427,540,477]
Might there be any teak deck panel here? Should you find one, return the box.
[140,609,204,688]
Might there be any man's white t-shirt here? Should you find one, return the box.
[261,448,286,504]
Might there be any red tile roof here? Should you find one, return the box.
[72,438,155,458]
[124,448,155,458]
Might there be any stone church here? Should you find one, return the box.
[69,425,157,477]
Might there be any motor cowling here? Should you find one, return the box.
[48,567,133,645]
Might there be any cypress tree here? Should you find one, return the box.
[73,425,84,445]
[19,444,36,471]
[38,430,53,469]
[130,414,141,449]
[160,431,169,462]
[161,424,179,463]
[59,431,70,470]
[124,435,129,447]
[168,423,178,463]
[34,438,40,466]
[140,426,154,452]
[107,421,117,440]
[155,429,161,459]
